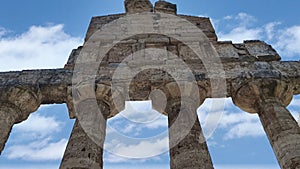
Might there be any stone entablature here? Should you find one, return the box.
[0,0,299,169]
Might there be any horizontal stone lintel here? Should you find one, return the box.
[0,60,299,104]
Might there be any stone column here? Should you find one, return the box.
[60,100,109,169]
[164,82,214,169]
[233,79,300,169]
[0,86,41,155]
[0,103,22,154]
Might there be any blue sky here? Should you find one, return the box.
[0,0,300,169]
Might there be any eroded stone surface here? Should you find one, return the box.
[154,0,177,14]
[60,100,109,169]
[0,85,42,154]
[124,0,153,14]
[0,0,300,168]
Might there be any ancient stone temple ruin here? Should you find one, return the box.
[0,0,300,168]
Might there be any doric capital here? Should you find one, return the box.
[232,79,293,113]
[0,85,42,122]
[66,83,125,119]
[150,82,207,115]
[124,0,153,14]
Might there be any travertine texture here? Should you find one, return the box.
[0,0,300,168]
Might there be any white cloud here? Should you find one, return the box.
[104,137,169,160]
[144,117,167,129]
[217,13,261,43]
[0,24,82,71]
[265,22,281,40]
[223,13,256,25]
[275,25,300,57]
[104,152,163,164]
[198,98,265,140]
[0,27,7,37]
[3,105,70,161]
[14,112,61,137]
[5,138,67,161]
[218,111,265,140]
[104,101,169,161]
[218,27,262,43]
[235,13,257,26]
[223,119,264,140]
[119,101,164,124]
[107,101,168,136]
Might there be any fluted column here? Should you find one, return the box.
[60,100,109,169]
[163,82,214,169]
[0,86,41,155]
[233,79,300,169]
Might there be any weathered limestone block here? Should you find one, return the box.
[244,40,281,61]
[232,79,300,169]
[85,14,125,41]
[154,0,177,15]
[215,41,239,62]
[124,0,153,14]
[160,82,214,169]
[0,86,41,154]
[108,44,133,63]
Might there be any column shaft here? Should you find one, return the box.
[258,101,300,169]
[168,100,214,169]
[60,100,109,169]
[60,120,105,169]
[0,104,21,155]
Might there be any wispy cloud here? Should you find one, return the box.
[0,24,82,71]
[3,105,69,161]
[274,25,300,57]
[218,13,261,43]
[198,98,265,140]
[218,27,261,43]
[107,101,168,137]
[104,136,169,161]
[265,22,281,41]
[13,113,62,138]
[0,27,7,37]
[5,138,67,161]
